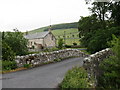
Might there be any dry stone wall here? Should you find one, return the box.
[15,49,88,68]
[83,48,113,86]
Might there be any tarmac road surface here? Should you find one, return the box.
[2,57,84,88]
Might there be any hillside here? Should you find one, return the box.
[28,22,80,45]
[28,22,78,34]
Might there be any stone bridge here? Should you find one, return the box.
[15,49,89,68]
[2,48,113,88]
[83,48,113,86]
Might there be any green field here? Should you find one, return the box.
[52,28,80,45]
[52,28,78,36]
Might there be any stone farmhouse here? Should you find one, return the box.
[24,30,56,49]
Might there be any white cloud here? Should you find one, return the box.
[0,0,90,32]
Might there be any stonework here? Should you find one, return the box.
[14,48,113,87]
[24,31,56,49]
[15,49,88,68]
[83,48,113,86]
[28,39,43,48]
[43,32,56,47]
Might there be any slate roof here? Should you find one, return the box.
[24,31,49,39]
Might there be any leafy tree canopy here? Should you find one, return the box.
[2,29,28,56]
[78,14,102,36]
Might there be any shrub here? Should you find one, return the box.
[2,60,17,70]
[98,35,120,89]
[64,45,71,48]
[27,51,39,54]
[59,67,92,89]
[2,41,15,61]
[54,58,61,62]
[58,38,64,49]
[32,45,35,49]
[23,64,31,68]
[50,47,60,51]
[43,48,49,52]
[73,42,77,46]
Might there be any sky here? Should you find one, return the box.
[0,0,91,32]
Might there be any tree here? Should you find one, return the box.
[78,0,120,53]
[110,1,120,26]
[86,0,111,29]
[86,27,120,53]
[86,0,120,26]
[3,29,28,55]
[78,15,101,37]
[58,38,64,49]
[90,2,110,21]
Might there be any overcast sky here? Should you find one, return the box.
[0,0,91,32]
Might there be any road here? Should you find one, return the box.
[2,57,84,88]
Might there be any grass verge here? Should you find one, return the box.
[59,67,95,89]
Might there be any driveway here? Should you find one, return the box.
[2,57,84,88]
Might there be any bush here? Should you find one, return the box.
[2,60,17,70]
[59,67,91,89]
[43,48,49,52]
[58,38,64,49]
[23,64,31,68]
[50,47,60,51]
[2,41,15,61]
[98,35,120,89]
[27,51,39,55]
[32,45,35,49]
[73,43,77,46]
[54,58,61,62]
[64,45,71,48]
[44,47,60,52]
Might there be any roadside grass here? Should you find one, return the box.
[59,67,94,89]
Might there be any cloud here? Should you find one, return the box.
[0,0,90,32]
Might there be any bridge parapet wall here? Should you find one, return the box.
[83,48,113,86]
[15,49,88,68]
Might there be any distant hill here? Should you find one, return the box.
[28,22,78,34]
[28,22,80,45]
[44,22,78,31]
